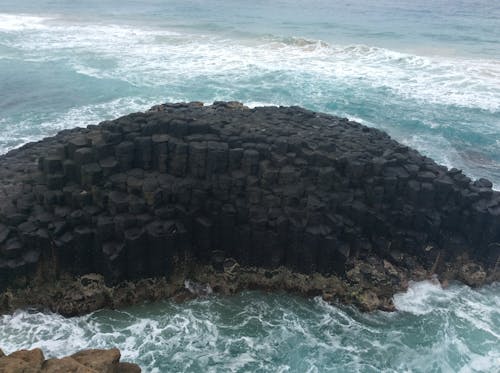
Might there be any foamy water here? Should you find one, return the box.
[2,14,499,111]
[0,13,50,31]
[0,7,499,186]
[0,283,498,372]
[0,1,499,370]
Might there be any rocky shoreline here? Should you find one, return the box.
[0,347,140,372]
[0,102,498,315]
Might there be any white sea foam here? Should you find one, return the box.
[393,279,450,315]
[400,134,458,170]
[0,8,499,372]
[1,13,499,187]
[401,132,500,188]
[0,96,166,154]
[0,286,499,372]
[245,101,279,108]
[2,15,499,112]
[0,309,89,356]
[0,13,50,31]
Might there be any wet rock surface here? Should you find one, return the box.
[0,347,140,372]
[0,101,498,313]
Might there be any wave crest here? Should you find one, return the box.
[0,13,51,31]
[2,15,497,112]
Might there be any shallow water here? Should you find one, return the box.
[0,282,499,372]
[0,1,499,371]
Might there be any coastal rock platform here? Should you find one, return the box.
[0,102,498,313]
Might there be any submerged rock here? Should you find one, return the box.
[0,101,498,313]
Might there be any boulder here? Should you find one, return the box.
[4,348,45,371]
[70,349,120,373]
[42,357,97,372]
[0,356,37,372]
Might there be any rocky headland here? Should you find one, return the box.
[0,101,498,314]
[0,347,140,372]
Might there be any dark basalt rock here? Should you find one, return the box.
[0,101,498,309]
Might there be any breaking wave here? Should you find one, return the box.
[0,283,499,372]
[1,13,499,111]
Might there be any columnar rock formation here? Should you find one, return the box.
[0,102,498,310]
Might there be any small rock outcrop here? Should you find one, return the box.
[0,347,140,372]
[0,101,498,312]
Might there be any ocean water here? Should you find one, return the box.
[0,0,499,371]
[1,0,500,184]
[0,282,499,372]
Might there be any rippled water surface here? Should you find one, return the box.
[1,0,499,184]
[1,282,499,372]
[0,1,499,371]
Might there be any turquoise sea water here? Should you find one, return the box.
[1,0,500,185]
[0,282,499,372]
[0,1,499,371]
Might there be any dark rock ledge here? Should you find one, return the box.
[0,101,498,314]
